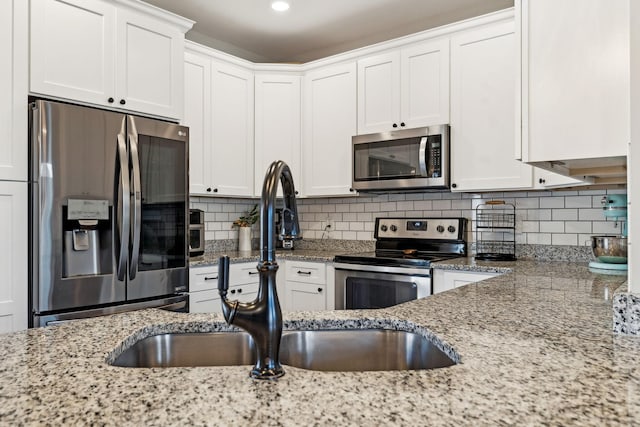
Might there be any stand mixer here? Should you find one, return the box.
[588,194,628,273]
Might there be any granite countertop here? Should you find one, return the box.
[189,249,345,266]
[1,261,639,425]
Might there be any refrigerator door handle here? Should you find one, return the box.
[115,133,130,282]
[128,129,142,280]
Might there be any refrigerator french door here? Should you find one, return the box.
[29,100,189,327]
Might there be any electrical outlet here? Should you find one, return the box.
[321,219,334,232]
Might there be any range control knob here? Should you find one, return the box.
[448,225,456,233]
[380,225,388,232]
[390,225,398,232]
[436,225,445,233]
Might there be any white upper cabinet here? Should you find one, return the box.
[254,74,302,196]
[0,0,28,182]
[302,62,357,197]
[210,61,255,197]
[30,0,192,120]
[450,20,533,192]
[518,0,629,180]
[357,38,449,135]
[183,46,255,197]
[183,51,212,195]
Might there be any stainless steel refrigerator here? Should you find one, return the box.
[29,100,189,327]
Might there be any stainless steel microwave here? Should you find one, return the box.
[352,125,450,192]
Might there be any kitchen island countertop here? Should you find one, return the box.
[1,260,638,425]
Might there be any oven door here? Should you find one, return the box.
[334,263,431,310]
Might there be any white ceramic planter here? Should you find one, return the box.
[238,227,252,252]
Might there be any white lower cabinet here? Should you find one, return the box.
[283,261,333,312]
[432,269,500,295]
[0,182,28,333]
[189,262,259,314]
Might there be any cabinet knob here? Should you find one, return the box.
[295,190,299,195]
[451,183,457,188]
[400,122,406,127]
[349,188,355,192]
[206,187,212,192]
[237,288,242,294]
[213,188,218,193]
[230,289,236,294]
[107,97,114,103]
[392,123,398,128]
[539,178,546,184]
[317,287,323,293]
[119,99,126,105]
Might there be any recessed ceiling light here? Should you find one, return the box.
[271,1,290,12]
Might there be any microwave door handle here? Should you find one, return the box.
[128,128,142,280]
[115,133,130,282]
[418,137,428,176]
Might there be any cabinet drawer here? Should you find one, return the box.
[189,266,219,293]
[285,261,326,285]
[229,262,260,286]
[189,282,259,314]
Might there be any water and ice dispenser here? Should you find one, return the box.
[62,199,111,278]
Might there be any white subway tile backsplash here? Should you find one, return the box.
[540,197,565,209]
[397,201,414,211]
[193,190,625,247]
[565,196,593,208]
[565,221,591,234]
[540,221,564,233]
[527,233,552,245]
[552,208,578,221]
[552,234,578,246]
[579,208,604,221]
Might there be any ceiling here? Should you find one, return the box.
[142,0,513,63]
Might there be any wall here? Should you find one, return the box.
[191,188,627,247]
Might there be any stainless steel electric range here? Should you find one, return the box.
[334,217,468,310]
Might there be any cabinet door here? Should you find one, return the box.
[116,8,184,119]
[400,39,450,128]
[183,52,212,195]
[211,61,255,196]
[0,182,27,332]
[450,20,533,192]
[533,168,594,189]
[357,52,401,134]
[0,0,27,182]
[254,74,301,196]
[30,0,116,106]
[285,282,327,312]
[520,0,629,163]
[302,63,357,196]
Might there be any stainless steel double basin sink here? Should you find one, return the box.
[111,329,456,372]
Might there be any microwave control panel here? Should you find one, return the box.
[427,136,442,178]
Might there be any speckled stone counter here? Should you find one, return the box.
[1,261,639,425]
[189,249,344,266]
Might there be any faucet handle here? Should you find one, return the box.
[218,256,230,297]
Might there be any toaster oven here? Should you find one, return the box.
[189,209,205,256]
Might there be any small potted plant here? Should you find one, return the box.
[233,204,259,252]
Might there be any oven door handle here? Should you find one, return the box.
[333,262,431,277]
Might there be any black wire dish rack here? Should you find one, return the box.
[475,200,516,261]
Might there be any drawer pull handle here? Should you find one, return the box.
[297,271,312,275]
[204,276,218,281]
[248,271,259,275]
